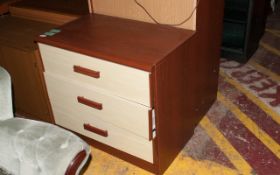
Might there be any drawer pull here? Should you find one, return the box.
[84,124,108,137]
[73,65,100,79]
[77,96,103,110]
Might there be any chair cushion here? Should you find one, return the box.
[0,118,90,175]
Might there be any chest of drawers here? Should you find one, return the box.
[39,43,154,162]
[36,13,222,174]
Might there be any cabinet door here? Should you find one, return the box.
[0,46,52,122]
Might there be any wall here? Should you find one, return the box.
[92,0,197,30]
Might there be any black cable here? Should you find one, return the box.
[134,0,200,27]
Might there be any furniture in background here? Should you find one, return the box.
[0,66,90,175]
[36,0,224,173]
[0,0,91,122]
[9,0,90,25]
[0,16,56,122]
[267,0,279,13]
[221,0,267,62]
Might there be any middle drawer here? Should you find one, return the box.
[44,73,151,140]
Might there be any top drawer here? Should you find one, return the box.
[38,44,151,107]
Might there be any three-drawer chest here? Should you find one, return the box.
[36,14,220,174]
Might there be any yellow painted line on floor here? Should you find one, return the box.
[218,92,280,159]
[265,29,280,37]
[249,60,280,82]
[200,116,253,175]
[260,42,280,57]
[165,154,240,175]
[84,147,153,175]
[220,70,280,126]
[84,145,240,175]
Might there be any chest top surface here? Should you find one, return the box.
[36,14,194,71]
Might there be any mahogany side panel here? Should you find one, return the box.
[154,0,224,174]
[186,0,224,120]
[154,43,194,174]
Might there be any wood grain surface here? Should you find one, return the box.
[0,16,55,122]
[36,14,195,71]
[0,16,55,51]
[153,0,224,173]
[91,0,197,30]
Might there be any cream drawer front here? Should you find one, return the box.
[53,106,154,163]
[45,73,151,139]
[39,43,151,107]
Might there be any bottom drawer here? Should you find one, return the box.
[53,108,154,163]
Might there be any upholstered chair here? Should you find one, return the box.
[0,66,91,175]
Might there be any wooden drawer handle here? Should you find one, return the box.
[73,65,100,79]
[84,124,108,137]
[77,96,103,110]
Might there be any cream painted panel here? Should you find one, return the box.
[52,104,153,163]
[39,43,151,107]
[45,73,151,139]
[92,0,197,30]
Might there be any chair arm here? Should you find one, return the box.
[65,150,90,175]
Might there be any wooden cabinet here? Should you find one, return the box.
[0,16,55,122]
[36,1,224,173]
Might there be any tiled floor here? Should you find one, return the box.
[83,6,280,175]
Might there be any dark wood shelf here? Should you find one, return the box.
[222,0,267,62]
[224,18,246,24]
[11,0,89,16]
[224,8,248,24]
